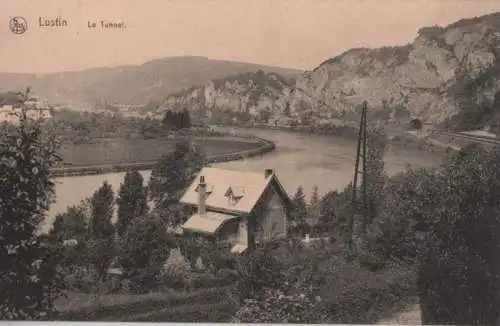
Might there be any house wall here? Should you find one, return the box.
[217,219,240,245]
[254,183,287,243]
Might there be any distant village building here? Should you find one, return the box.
[0,96,53,124]
[179,167,292,253]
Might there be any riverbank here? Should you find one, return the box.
[233,123,448,154]
[50,136,275,177]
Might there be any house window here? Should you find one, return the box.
[238,220,248,245]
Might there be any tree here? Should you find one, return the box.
[360,127,387,232]
[162,110,174,129]
[88,181,115,288]
[360,168,439,264]
[0,87,64,319]
[90,181,114,238]
[308,186,320,225]
[162,109,191,130]
[317,185,352,235]
[181,108,191,129]
[149,140,207,226]
[116,170,148,237]
[50,204,90,272]
[51,205,88,241]
[417,144,500,325]
[118,214,172,293]
[288,186,308,237]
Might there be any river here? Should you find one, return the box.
[42,128,443,233]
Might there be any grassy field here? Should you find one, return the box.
[56,286,239,322]
[57,137,260,167]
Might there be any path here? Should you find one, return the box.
[377,303,421,325]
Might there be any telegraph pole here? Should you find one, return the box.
[347,100,368,253]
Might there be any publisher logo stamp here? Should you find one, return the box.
[9,16,28,35]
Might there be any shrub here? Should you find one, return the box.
[416,145,500,324]
[233,242,417,324]
[160,255,191,291]
[233,287,320,323]
[316,262,417,324]
[188,272,220,289]
[216,268,239,285]
[236,243,285,300]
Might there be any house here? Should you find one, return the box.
[179,167,292,253]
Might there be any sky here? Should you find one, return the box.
[1,0,500,74]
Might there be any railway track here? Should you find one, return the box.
[433,130,500,147]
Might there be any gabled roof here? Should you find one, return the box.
[179,167,291,215]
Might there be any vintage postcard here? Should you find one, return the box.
[1,0,500,324]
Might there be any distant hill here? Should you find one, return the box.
[0,56,302,108]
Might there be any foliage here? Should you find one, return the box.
[233,287,319,323]
[359,143,500,324]
[288,186,309,237]
[442,100,494,131]
[0,91,25,106]
[50,203,91,271]
[416,144,500,325]
[417,26,446,44]
[118,214,172,293]
[90,181,115,239]
[489,90,500,133]
[87,181,115,287]
[51,205,89,241]
[116,170,148,237]
[363,168,439,261]
[0,88,64,319]
[360,126,387,231]
[233,240,417,324]
[307,186,321,223]
[317,45,411,70]
[162,109,191,130]
[236,242,285,300]
[446,11,500,30]
[315,184,353,236]
[161,250,192,290]
[177,235,237,273]
[149,140,207,225]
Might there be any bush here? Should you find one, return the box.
[416,145,500,325]
[188,272,220,289]
[160,259,191,291]
[233,241,417,324]
[233,287,320,323]
[216,268,239,285]
[236,243,285,300]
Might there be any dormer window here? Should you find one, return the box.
[225,186,244,205]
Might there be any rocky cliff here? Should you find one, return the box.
[289,12,500,126]
[165,12,500,128]
[164,70,295,121]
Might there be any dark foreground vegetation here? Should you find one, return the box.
[2,88,500,324]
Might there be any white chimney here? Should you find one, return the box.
[198,175,206,215]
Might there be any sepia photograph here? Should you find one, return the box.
[1,0,500,323]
